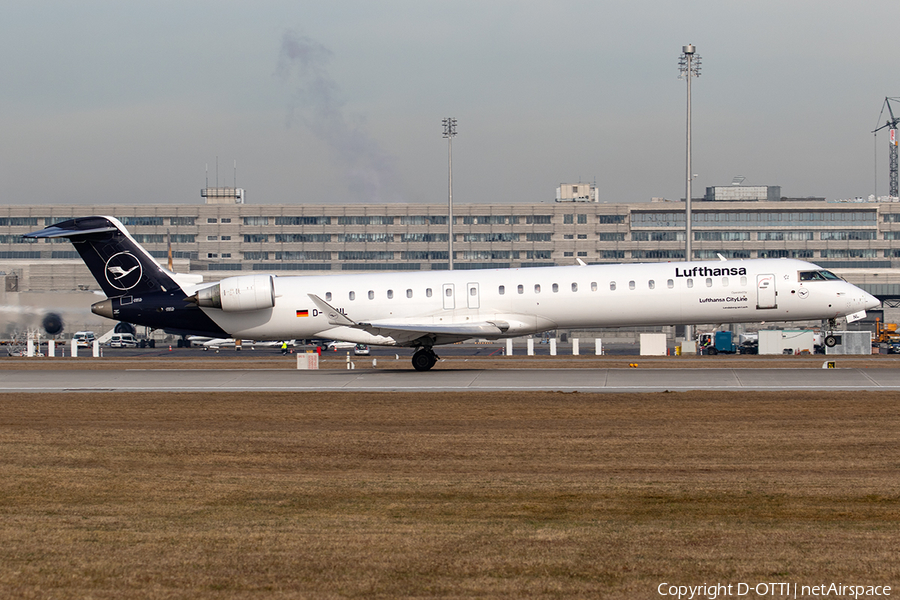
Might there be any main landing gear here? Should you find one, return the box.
[824,317,838,348]
[412,347,438,371]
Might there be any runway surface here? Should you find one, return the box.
[3,365,900,393]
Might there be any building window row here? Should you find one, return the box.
[633,211,876,226]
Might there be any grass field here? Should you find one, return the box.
[1,390,898,598]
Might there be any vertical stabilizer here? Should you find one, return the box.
[24,216,182,298]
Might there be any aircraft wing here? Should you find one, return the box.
[307,294,509,342]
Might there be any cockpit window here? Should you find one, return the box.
[799,270,841,282]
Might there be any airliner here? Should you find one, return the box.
[25,216,881,370]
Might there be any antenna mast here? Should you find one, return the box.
[873,97,900,198]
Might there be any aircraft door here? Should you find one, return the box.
[442,283,455,310]
[467,282,480,309]
[756,274,777,309]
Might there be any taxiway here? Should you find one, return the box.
[1,365,899,393]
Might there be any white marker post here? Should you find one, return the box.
[595,339,603,356]
[70,339,78,358]
[527,338,534,356]
[572,338,579,356]
[549,338,557,356]
[506,338,513,356]
[48,340,55,357]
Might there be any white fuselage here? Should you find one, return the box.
[191,259,879,347]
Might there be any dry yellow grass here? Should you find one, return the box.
[0,391,898,599]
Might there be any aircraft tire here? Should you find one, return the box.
[824,335,838,348]
[412,349,436,371]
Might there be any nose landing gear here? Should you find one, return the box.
[412,347,438,371]
[824,317,838,348]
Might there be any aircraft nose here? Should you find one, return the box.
[863,291,881,310]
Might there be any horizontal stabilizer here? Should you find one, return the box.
[25,223,118,238]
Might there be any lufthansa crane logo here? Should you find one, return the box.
[105,252,143,291]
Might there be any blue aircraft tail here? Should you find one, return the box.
[24,216,182,298]
[24,216,228,336]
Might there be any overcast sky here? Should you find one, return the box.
[1,1,897,207]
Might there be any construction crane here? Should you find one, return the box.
[873,97,900,198]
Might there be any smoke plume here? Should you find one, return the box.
[276,30,401,202]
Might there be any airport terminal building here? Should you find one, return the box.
[2,186,900,297]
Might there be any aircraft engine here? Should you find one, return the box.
[114,321,136,335]
[41,312,63,335]
[195,275,275,312]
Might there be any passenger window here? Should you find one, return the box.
[740,276,747,286]
[349,291,356,301]
[649,280,655,290]
[552,283,559,293]
[426,288,433,298]
[591,281,598,292]
[499,285,505,295]
[387,289,394,299]
[518,284,524,294]
[629,281,635,290]
[406,289,413,298]
[445,288,452,297]
[571,282,578,292]
[534,284,541,293]
[610,281,616,291]
[667,279,674,289]
[687,279,693,288]
[705,278,712,287]
[325,292,332,301]
[368,290,375,299]
[722,277,728,287]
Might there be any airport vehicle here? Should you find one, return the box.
[699,331,737,355]
[326,340,357,351]
[108,333,138,348]
[873,319,900,345]
[353,344,370,356]
[25,216,881,371]
[72,331,95,348]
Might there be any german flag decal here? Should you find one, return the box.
[296,309,309,317]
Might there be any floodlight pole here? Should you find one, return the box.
[679,44,701,342]
[443,118,457,270]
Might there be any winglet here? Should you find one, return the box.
[307,294,357,327]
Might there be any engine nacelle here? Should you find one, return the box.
[195,275,275,312]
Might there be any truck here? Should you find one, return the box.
[699,331,738,355]
[873,319,900,351]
